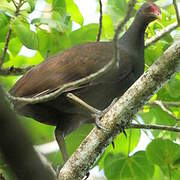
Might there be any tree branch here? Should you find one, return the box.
[129,123,180,132]
[0,27,12,67]
[96,0,103,42]
[58,40,180,179]
[0,66,33,76]
[0,87,56,180]
[149,100,180,121]
[146,22,178,47]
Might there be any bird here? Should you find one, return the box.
[10,2,161,163]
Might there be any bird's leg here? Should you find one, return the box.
[54,128,69,163]
[66,93,127,142]
[66,93,109,132]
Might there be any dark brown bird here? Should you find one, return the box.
[10,2,161,162]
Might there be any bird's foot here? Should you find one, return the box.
[94,98,118,132]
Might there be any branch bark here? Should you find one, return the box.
[58,40,180,180]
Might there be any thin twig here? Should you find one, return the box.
[146,22,178,47]
[0,27,12,67]
[6,0,136,106]
[129,123,180,132]
[0,0,23,68]
[157,101,180,107]
[146,0,180,47]
[149,100,180,121]
[96,0,103,42]
[173,0,180,24]
[0,66,33,76]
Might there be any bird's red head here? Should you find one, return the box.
[138,2,162,22]
[149,3,161,19]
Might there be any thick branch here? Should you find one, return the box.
[0,88,56,180]
[129,123,180,132]
[58,40,180,180]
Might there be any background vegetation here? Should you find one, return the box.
[0,0,180,179]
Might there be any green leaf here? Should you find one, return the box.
[32,17,67,33]
[146,139,180,166]
[37,29,71,57]
[104,151,154,180]
[53,0,66,16]
[65,0,83,25]
[70,23,98,46]
[98,129,141,169]
[140,106,176,138]
[0,12,9,29]
[107,0,129,24]
[167,73,180,98]
[146,139,180,179]
[13,18,38,50]
[27,0,36,12]
[101,14,114,40]
[8,37,22,56]
[0,25,9,42]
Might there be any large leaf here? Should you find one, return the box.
[70,23,98,46]
[98,129,141,169]
[53,0,66,16]
[146,139,180,179]
[37,29,71,57]
[107,0,131,24]
[27,0,36,12]
[104,151,154,180]
[65,0,83,25]
[140,106,176,138]
[0,12,9,29]
[8,37,22,56]
[101,14,114,40]
[32,17,67,33]
[146,139,180,166]
[13,18,38,50]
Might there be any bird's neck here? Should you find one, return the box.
[120,15,149,50]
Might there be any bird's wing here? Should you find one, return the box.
[10,41,132,98]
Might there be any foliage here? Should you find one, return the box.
[0,0,180,179]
